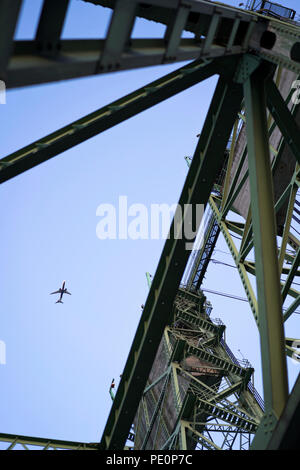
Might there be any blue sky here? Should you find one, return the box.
[0,0,299,445]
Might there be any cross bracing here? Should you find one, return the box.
[133,288,262,450]
[0,0,299,451]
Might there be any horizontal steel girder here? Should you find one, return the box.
[6,38,238,89]
[0,433,99,450]
[4,0,253,88]
[2,0,299,87]
[84,0,300,74]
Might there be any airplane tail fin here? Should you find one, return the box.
[56,300,63,304]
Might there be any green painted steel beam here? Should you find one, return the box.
[234,82,299,263]
[244,261,300,279]
[239,209,252,262]
[221,117,239,209]
[177,287,206,310]
[163,5,190,61]
[257,21,300,75]
[188,422,252,433]
[283,295,300,323]
[6,37,237,89]
[184,424,222,450]
[85,0,256,28]
[186,343,247,378]
[209,195,259,325]
[209,380,244,404]
[99,0,137,71]
[281,285,300,301]
[189,394,259,433]
[169,339,186,364]
[0,57,227,183]
[0,433,99,450]
[243,63,288,420]
[100,63,244,449]
[180,423,188,451]
[0,0,22,80]
[221,144,248,218]
[267,374,300,450]
[35,0,70,54]
[143,366,170,395]
[223,170,249,217]
[2,0,300,88]
[85,0,300,74]
[278,183,298,273]
[141,368,171,449]
[282,247,300,302]
[6,0,257,89]
[174,308,222,336]
[266,79,300,165]
[225,221,245,236]
[135,286,262,450]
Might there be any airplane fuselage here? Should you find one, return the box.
[50,280,71,304]
[59,281,66,301]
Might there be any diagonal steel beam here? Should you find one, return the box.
[0,58,226,184]
[282,246,300,303]
[283,294,300,323]
[100,66,243,449]
[141,368,171,449]
[209,195,259,325]
[266,78,300,165]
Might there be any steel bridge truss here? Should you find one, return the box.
[1,0,300,88]
[1,0,300,452]
[0,434,99,451]
[133,288,262,451]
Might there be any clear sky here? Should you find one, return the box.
[0,0,299,446]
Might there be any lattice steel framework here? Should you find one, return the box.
[133,287,263,451]
[0,0,299,451]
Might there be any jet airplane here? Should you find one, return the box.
[50,280,71,303]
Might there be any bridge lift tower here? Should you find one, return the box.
[0,0,299,450]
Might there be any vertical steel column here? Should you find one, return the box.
[243,66,288,419]
[0,0,22,80]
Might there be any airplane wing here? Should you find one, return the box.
[50,289,61,295]
[65,290,71,295]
